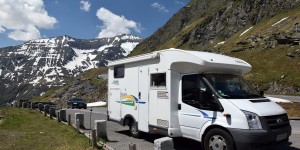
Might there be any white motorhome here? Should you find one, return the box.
[107,48,291,150]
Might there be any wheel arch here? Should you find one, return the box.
[122,114,136,126]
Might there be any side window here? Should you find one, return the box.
[182,74,215,110]
[150,73,166,87]
[114,65,124,78]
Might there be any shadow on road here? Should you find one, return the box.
[116,129,300,150]
[269,142,300,150]
[116,130,203,149]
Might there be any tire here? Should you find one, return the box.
[129,122,141,138]
[204,128,235,150]
[71,105,74,109]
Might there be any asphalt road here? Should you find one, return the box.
[266,94,300,103]
[65,107,300,150]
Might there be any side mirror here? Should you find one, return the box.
[259,91,264,97]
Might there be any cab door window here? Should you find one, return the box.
[182,74,215,110]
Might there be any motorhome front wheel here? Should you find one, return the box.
[204,128,235,150]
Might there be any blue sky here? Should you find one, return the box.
[0,0,189,48]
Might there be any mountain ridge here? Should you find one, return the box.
[0,34,142,105]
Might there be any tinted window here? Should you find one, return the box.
[182,74,215,110]
[114,65,125,78]
[151,73,166,87]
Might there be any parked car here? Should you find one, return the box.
[67,98,87,109]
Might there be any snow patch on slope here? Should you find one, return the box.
[97,44,113,52]
[272,17,289,27]
[121,42,139,56]
[64,48,97,71]
[240,26,253,37]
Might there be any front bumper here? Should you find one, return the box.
[229,125,291,150]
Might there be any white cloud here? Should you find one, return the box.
[0,0,57,41]
[8,25,41,41]
[96,7,141,38]
[80,0,91,12]
[151,2,169,13]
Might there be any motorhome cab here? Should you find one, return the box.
[107,48,291,150]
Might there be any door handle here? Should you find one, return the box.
[138,92,141,99]
[178,104,181,110]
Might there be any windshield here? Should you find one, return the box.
[204,74,263,99]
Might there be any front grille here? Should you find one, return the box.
[264,114,289,130]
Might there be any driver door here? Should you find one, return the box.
[178,74,217,141]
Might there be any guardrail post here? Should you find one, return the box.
[75,113,84,128]
[129,143,137,150]
[92,129,97,148]
[95,120,107,140]
[76,119,80,132]
[57,112,61,122]
[44,104,50,114]
[154,137,174,150]
[49,107,55,119]
[22,102,26,108]
[31,102,34,109]
[59,109,67,122]
[68,114,71,125]
[44,106,47,116]
[38,103,43,112]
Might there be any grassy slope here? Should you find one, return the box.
[0,107,94,150]
[139,4,300,91]
[221,5,300,87]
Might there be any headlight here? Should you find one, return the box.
[242,110,262,130]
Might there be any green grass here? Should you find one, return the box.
[0,107,96,150]
[230,46,300,87]
[212,5,300,90]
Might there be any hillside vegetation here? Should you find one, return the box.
[132,0,300,95]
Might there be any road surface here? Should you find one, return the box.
[267,94,300,103]
[64,107,300,150]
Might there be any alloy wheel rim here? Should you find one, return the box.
[209,135,227,150]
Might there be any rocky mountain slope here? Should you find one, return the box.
[0,34,142,105]
[131,0,300,95]
[31,68,108,108]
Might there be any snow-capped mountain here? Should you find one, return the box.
[0,34,142,105]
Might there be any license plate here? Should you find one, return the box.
[276,133,288,141]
